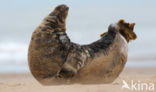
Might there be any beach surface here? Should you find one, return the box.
[0,67,156,92]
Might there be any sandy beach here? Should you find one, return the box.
[0,0,156,92]
[0,67,156,92]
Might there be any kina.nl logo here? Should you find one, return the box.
[122,80,155,91]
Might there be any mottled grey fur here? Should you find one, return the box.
[59,25,118,78]
[28,5,128,84]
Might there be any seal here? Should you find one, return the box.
[28,4,137,85]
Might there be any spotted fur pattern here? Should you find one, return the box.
[57,25,118,78]
[28,5,136,84]
[28,5,70,80]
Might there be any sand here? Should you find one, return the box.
[0,67,156,92]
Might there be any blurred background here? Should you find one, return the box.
[0,0,156,73]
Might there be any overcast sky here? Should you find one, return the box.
[0,0,156,45]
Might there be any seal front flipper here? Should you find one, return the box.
[58,43,90,78]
